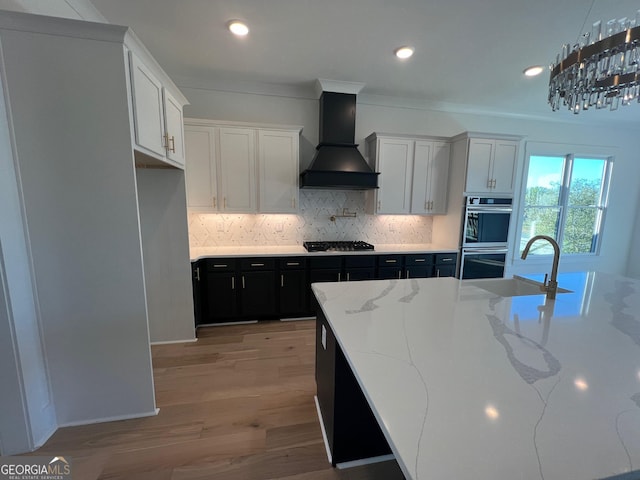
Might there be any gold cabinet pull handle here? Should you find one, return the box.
[242,276,245,289]
[231,277,235,289]
[281,274,284,287]
[250,263,265,267]
[169,135,176,153]
[195,267,200,281]
[385,259,397,263]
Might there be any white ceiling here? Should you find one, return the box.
[89,0,640,125]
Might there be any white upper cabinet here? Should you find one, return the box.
[366,133,451,215]
[163,89,185,165]
[129,51,187,168]
[375,137,414,214]
[183,119,302,214]
[411,141,451,214]
[465,137,518,194]
[184,126,217,212]
[218,127,257,213]
[258,129,299,213]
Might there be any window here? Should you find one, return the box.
[519,153,612,256]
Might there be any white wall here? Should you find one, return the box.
[136,168,196,343]
[0,0,106,21]
[0,55,55,453]
[181,86,640,276]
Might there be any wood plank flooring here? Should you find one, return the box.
[26,320,404,479]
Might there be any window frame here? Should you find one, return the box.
[514,142,614,263]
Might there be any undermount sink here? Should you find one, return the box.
[468,276,572,297]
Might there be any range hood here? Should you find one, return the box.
[300,82,379,190]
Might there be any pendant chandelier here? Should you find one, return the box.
[549,11,640,113]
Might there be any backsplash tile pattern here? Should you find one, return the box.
[188,190,433,247]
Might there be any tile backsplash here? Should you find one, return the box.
[188,190,433,247]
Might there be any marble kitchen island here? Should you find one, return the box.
[312,272,640,480]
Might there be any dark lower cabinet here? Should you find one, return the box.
[203,259,239,323]
[191,251,458,325]
[279,257,308,317]
[435,253,458,278]
[315,307,391,465]
[344,255,376,281]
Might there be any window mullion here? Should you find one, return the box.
[556,154,573,248]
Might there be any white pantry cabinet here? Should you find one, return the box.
[129,51,186,168]
[464,137,519,194]
[183,119,302,214]
[365,133,451,215]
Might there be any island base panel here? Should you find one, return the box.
[315,307,393,466]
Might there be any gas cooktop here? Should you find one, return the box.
[303,241,375,252]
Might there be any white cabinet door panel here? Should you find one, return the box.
[219,127,256,212]
[129,53,165,157]
[163,89,185,166]
[259,130,298,213]
[410,141,432,214]
[184,126,217,211]
[429,142,451,214]
[377,138,413,214]
[492,141,517,194]
[465,139,494,193]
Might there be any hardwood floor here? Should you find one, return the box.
[27,320,404,479]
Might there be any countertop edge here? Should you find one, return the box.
[190,243,459,261]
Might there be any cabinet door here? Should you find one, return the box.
[218,127,257,212]
[492,141,518,194]
[429,142,451,214]
[465,139,494,193]
[204,273,238,322]
[405,266,433,278]
[192,261,203,325]
[410,141,432,214]
[258,129,299,213]
[184,126,218,211]
[280,269,308,316]
[345,268,375,281]
[240,271,277,317]
[129,52,166,157]
[376,138,413,214]
[163,89,185,166]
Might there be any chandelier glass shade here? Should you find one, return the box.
[549,13,640,113]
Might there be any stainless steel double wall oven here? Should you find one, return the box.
[460,196,513,279]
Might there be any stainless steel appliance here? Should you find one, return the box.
[303,241,374,252]
[460,196,512,279]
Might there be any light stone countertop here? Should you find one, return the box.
[312,271,640,480]
[190,243,458,261]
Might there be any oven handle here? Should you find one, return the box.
[462,247,509,254]
[466,206,513,213]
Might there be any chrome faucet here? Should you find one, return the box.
[521,235,561,300]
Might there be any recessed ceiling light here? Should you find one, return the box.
[395,46,414,59]
[228,20,249,37]
[523,65,544,77]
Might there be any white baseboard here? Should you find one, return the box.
[314,395,332,465]
[280,316,315,322]
[57,408,159,428]
[196,320,258,327]
[151,338,197,345]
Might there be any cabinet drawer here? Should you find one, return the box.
[376,255,404,267]
[310,256,343,270]
[344,255,376,268]
[205,258,237,272]
[279,257,307,269]
[435,253,457,265]
[240,258,275,270]
[405,254,434,266]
